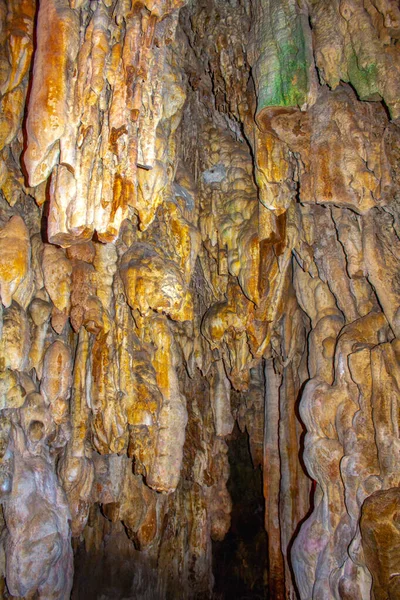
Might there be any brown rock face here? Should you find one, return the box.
[361,487,400,600]
[0,0,399,598]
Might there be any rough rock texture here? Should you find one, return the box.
[0,0,399,598]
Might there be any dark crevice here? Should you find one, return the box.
[212,425,268,599]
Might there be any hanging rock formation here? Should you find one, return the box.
[0,0,399,598]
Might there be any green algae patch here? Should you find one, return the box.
[253,0,313,116]
[347,52,381,101]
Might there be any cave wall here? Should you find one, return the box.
[0,0,399,598]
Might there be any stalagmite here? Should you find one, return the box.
[4,393,73,600]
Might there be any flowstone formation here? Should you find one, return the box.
[0,0,399,598]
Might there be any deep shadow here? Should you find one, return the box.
[20,0,39,188]
[212,425,268,599]
[72,505,160,600]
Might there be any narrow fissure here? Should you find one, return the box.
[212,426,268,600]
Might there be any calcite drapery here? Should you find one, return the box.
[0,0,400,597]
[0,215,30,307]
[249,0,317,120]
[24,0,186,246]
[308,0,400,118]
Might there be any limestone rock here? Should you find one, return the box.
[361,487,400,600]
[0,216,30,307]
[121,242,193,322]
[4,394,73,599]
[41,341,73,424]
